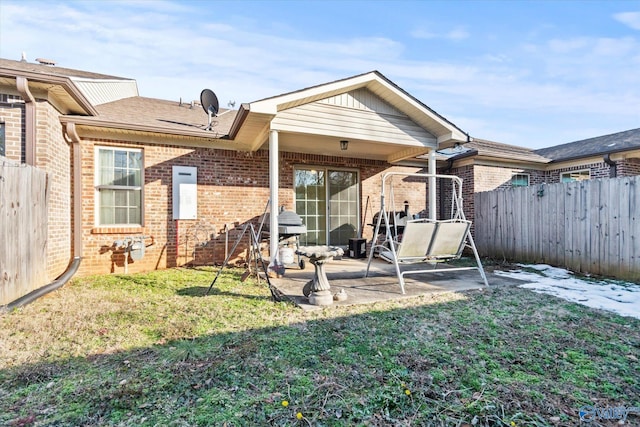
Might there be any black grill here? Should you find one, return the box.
[264,210,307,237]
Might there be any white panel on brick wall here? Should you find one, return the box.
[172,166,198,220]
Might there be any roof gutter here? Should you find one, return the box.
[227,103,250,140]
[0,66,98,115]
[59,116,231,140]
[603,153,617,178]
[16,77,36,165]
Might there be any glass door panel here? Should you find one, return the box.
[294,167,359,247]
[294,169,326,245]
[329,170,358,246]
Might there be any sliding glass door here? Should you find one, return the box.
[295,167,359,247]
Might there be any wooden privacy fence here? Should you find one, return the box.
[0,161,49,306]
[474,176,639,282]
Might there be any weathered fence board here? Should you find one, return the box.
[0,161,49,306]
[474,176,640,282]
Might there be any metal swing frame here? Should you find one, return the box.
[364,171,489,294]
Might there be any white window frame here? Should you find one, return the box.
[511,173,530,187]
[561,169,590,183]
[94,146,144,227]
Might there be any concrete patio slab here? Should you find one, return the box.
[269,256,511,310]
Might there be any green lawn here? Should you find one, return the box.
[1,266,638,426]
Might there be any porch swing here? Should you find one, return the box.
[364,171,489,294]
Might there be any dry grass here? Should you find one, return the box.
[1,266,639,426]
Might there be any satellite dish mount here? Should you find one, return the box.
[200,89,219,131]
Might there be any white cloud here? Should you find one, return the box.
[411,26,469,41]
[614,11,640,30]
[1,1,639,149]
[548,37,590,53]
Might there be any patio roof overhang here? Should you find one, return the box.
[229,71,468,163]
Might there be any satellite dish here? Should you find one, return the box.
[200,89,219,130]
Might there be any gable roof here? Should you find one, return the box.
[534,128,640,162]
[2,58,469,158]
[245,70,468,147]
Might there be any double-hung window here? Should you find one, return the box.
[561,170,590,183]
[511,173,529,187]
[95,147,143,226]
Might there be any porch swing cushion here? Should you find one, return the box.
[379,219,471,263]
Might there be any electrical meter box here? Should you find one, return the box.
[172,166,197,220]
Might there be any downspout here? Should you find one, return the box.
[16,77,36,165]
[64,122,84,258]
[603,153,617,178]
[1,123,84,311]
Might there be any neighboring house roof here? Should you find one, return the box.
[2,58,470,159]
[447,129,640,168]
[441,138,551,165]
[0,58,138,107]
[534,128,640,162]
[0,58,98,115]
[0,57,130,80]
[465,138,551,163]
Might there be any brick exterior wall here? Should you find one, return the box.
[37,100,73,279]
[6,91,640,280]
[0,94,73,283]
[616,158,640,177]
[545,162,609,182]
[0,94,25,161]
[76,138,429,276]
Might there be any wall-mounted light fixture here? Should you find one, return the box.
[340,140,349,151]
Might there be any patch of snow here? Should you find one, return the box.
[494,264,640,320]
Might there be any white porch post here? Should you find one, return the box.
[269,129,280,267]
[428,149,437,220]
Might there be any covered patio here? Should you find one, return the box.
[232,71,470,270]
[269,256,503,311]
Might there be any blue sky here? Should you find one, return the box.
[1,0,639,149]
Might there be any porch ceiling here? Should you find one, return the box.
[275,132,432,162]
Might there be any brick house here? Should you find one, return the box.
[439,129,640,225]
[2,56,639,306]
[1,57,471,305]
